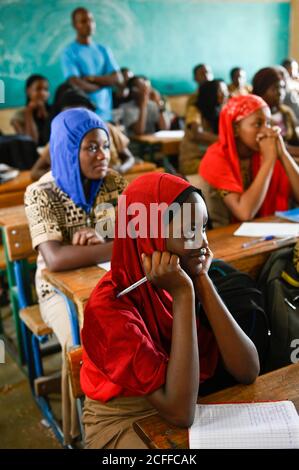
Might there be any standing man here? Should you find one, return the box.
[61,7,122,121]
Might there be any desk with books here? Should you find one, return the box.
[133,362,299,449]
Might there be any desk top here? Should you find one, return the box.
[132,132,183,156]
[0,171,32,209]
[132,132,183,144]
[0,170,32,194]
[42,265,107,326]
[42,265,106,304]
[0,205,28,227]
[133,363,299,449]
[40,215,298,323]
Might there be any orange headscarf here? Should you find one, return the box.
[199,95,290,216]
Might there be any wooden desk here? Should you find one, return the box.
[207,217,294,279]
[133,363,299,449]
[132,132,183,156]
[0,171,32,209]
[0,205,35,261]
[41,215,298,327]
[42,266,107,328]
[0,204,35,364]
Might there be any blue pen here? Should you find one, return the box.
[242,235,274,249]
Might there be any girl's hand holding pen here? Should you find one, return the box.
[141,251,193,297]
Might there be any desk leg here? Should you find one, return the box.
[1,229,25,365]
[55,290,81,346]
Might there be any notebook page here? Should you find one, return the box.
[234,222,299,238]
[189,402,299,449]
[97,261,111,271]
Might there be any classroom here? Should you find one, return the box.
[1,0,299,456]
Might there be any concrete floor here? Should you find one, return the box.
[0,307,62,449]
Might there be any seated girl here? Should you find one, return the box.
[11,74,51,146]
[25,108,127,445]
[228,67,252,97]
[252,67,299,158]
[179,79,228,178]
[120,76,171,136]
[81,172,259,449]
[198,95,299,228]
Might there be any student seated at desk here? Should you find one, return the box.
[25,108,127,445]
[11,74,51,146]
[252,67,299,159]
[112,67,134,108]
[198,95,299,228]
[228,67,252,97]
[120,76,171,136]
[179,80,228,179]
[30,88,136,181]
[81,172,259,449]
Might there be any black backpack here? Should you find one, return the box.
[200,260,271,372]
[258,246,299,370]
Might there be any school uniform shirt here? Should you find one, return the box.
[24,169,127,302]
[61,41,119,121]
[199,158,252,228]
[179,94,214,175]
[120,99,161,136]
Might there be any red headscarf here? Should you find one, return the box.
[199,95,290,217]
[81,173,219,402]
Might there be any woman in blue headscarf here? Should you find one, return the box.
[25,107,127,445]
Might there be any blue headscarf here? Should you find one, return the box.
[50,107,109,213]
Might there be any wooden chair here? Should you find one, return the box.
[2,221,64,444]
[1,221,36,364]
[67,346,84,440]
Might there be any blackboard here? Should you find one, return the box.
[0,0,290,108]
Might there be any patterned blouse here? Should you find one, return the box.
[25,170,127,301]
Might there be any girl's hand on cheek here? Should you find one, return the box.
[141,251,193,298]
[181,244,213,279]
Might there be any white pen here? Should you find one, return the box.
[116,276,148,298]
[242,235,274,249]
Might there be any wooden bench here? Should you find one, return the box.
[19,304,52,337]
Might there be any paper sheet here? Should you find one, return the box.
[153,130,184,138]
[234,222,299,238]
[189,401,299,449]
[97,261,111,271]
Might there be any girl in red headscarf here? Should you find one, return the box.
[81,172,259,449]
[199,95,299,228]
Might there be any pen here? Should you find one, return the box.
[116,276,148,298]
[242,235,274,249]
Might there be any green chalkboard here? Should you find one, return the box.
[0,0,290,108]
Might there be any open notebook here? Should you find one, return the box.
[189,401,299,449]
